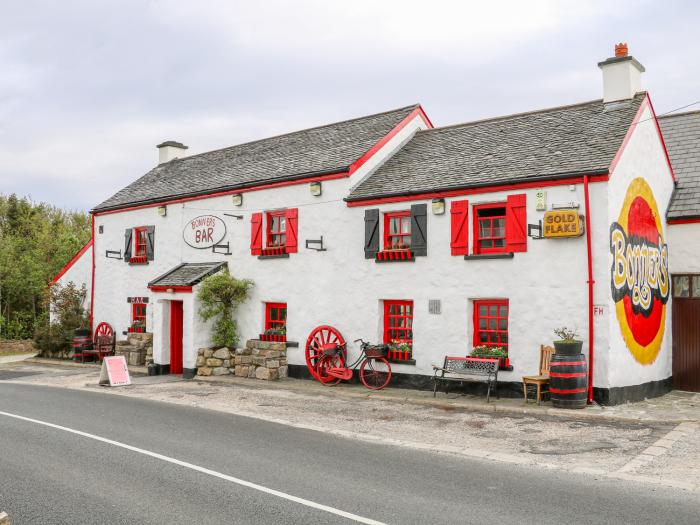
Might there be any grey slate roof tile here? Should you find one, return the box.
[346,95,645,201]
[93,105,419,212]
[149,262,227,287]
[659,110,700,219]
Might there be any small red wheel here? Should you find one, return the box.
[316,354,344,386]
[305,325,346,381]
[94,322,114,342]
[360,357,392,390]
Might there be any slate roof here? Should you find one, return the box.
[93,105,419,212]
[148,262,227,288]
[658,110,700,220]
[346,94,646,201]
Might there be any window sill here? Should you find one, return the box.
[386,357,416,365]
[258,253,290,260]
[375,250,415,263]
[464,253,514,260]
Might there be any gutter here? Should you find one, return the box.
[583,175,595,404]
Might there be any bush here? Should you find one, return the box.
[33,282,89,357]
[197,268,252,348]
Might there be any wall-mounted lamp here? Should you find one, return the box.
[157,205,167,217]
[431,198,445,215]
[232,193,243,206]
[310,181,322,197]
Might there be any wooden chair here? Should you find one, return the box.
[522,345,554,405]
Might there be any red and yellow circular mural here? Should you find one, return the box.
[610,177,669,365]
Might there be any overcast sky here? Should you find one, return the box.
[1,0,698,211]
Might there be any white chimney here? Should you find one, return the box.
[157,141,188,164]
[598,43,645,103]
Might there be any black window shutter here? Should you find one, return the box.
[124,228,133,262]
[364,209,380,259]
[146,226,155,261]
[410,203,427,256]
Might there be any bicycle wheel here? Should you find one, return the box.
[360,357,392,390]
[317,354,344,386]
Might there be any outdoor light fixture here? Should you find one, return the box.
[157,205,167,217]
[431,198,445,215]
[232,193,243,206]
[310,181,322,196]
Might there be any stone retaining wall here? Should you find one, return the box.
[196,339,288,380]
[0,339,37,354]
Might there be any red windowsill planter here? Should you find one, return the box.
[128,326,145,333]
[259,333,286,342]
[387,349,413,361]
[468,355,510,369]
[261,247,288,257]
[129,255,148,264]
[375,250,414,262]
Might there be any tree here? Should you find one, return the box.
[197,268,253,347]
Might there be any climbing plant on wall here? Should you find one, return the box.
[197,268,253,347]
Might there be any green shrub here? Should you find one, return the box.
[197,268,252,348]
[33,282,89,356]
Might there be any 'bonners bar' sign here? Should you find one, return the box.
[183,215,227,249]
[543,210,583,238]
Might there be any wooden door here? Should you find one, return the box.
[169,301,184,374]
[672,297,700,392]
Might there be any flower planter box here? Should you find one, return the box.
[259,333,286,343]
[375,250,414,263]
[261,247,288,257]
[387,349,413,361]
[129,255,148,265]
[128,326,146,333]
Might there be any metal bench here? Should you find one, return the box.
[432,356,499,402]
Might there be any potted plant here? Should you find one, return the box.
[389,340,412,361]
[129,321,145,333]
[470,345,509,368]
[553,327,583,355]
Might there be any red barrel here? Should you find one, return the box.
[549,353,588,409]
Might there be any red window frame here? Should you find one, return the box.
[383,300,413,347]
[266,211,287,248]
[473,299,508,351]
[383,210,411,251]
[265,302,287,331]
[131,303,147,333]
[473,203,507,254]
[134,226,148,257]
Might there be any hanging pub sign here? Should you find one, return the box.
[543,209,583,238]
[183,215,227,249]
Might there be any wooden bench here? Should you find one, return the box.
[432,356,499,402]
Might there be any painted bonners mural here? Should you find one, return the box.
[610,177,670,365]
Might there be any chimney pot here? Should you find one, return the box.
[615,43,628,57]
[156,141,188,164]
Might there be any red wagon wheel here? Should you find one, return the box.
[94,322,114,342]
[305,325,346,381]
[360,357,392,390]
[316,354,344,386]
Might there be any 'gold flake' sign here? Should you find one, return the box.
[543,210,583,238]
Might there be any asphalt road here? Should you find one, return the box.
[1,383,699,525]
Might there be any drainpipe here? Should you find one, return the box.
[89,213,96,333]
[583,175,595,404]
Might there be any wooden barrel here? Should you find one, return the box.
[549,353,588,409]
[72,329,92,361]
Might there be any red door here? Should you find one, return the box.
[169,301,184,374]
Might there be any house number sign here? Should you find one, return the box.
[183,215,227,249]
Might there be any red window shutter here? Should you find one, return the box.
[250,212,263,255]
[450,200,469,255]
[505,193,527,253]
[286,208,298,253]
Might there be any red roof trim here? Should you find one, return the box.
[345,173,609,207]
[608,94,676,182]
[348,105,433,175]
[148,285,193,293]
[667,217,700,225]
[94,105,433,217]
[52,238,94,284]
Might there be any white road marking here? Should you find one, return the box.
[0,409,386,525]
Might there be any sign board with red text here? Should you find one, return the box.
[99,356,131,387]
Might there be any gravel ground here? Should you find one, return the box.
[2,364,674,479]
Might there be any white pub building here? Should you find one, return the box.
[54,45,700,404]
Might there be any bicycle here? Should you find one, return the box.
[305,325,392,390]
